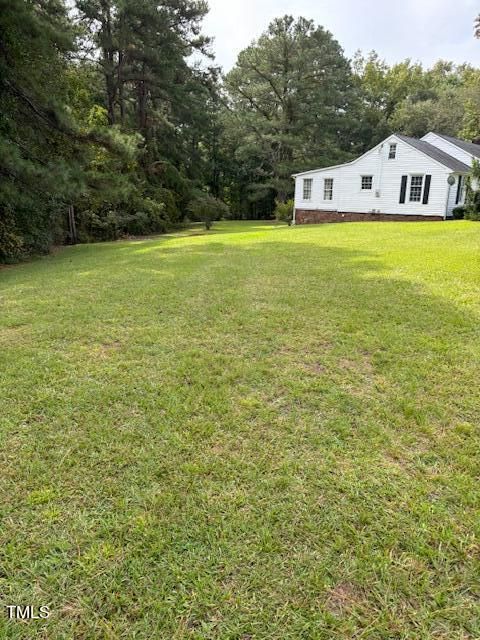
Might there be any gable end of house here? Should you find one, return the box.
[293,133,469,224]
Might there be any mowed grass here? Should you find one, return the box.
[0,220,479,639]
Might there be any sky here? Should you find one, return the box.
[201,0,479,72]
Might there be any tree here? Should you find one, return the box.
[0,0,85,259]
[74,0,219,223]
[475,13,480,39]
[390,90,464,138]
[351,51,392,149]
[459,68,480,141]
[352,52,432,147]
[353,51,480,144]
[223,16,357,212]
[465,158,480,220]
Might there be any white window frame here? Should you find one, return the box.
[388,143,397,160]
[303,178,313,201]
[409,174,424,202]
[361,175,373,190]
[324,178,333,201]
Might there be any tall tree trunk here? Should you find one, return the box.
[117,12,126,125]
[105,65,116,125]
[137,63,147,134]
[118,50,125,124]
[68,204,77,244]
[209,116,220,197]
[101,0,116,125]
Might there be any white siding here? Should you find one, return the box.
[294,135,451,218]
[338,137,449,216]
[446,174,466,216]
[294,167,343,211]
[421,133,474,166]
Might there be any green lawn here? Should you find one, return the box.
[1,220,479,639]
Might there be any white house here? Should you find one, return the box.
[292,133,478,224]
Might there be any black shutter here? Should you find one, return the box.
[399,176,408,203]
[455,175,463,204]
[423,175,432,204]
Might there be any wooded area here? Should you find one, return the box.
[1,1,480,261]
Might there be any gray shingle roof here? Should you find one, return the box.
[396,134,470,173]
[432,133,480,159]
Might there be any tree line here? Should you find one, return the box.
[1,2,480,260]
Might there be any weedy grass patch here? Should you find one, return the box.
[0,220,479,638]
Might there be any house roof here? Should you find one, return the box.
[292,133,471,178]
[292,162,352,177]
[395,135,470,173]
[431,133,480,159]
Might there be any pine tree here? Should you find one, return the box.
[223,16,357,209]
[75,0,216,221]
[0,0,82,258]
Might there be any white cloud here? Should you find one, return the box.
[202,0,480,71]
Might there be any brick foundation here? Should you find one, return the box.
[295,210,444,224]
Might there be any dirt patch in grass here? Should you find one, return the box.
[1,221,479,639]
[0,324,30,345]
[300,361,327,375]
[90,340,123,358]
[326,582,364,615]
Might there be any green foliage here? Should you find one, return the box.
[0,0,79,259]
[452,206,466,220]
[188,192,229,229]
[77,195,167,241]
[465,158,480,220]
[4,1,480,259]
[274,199,294,225]
[223,16,356,212]
[353,54,480,143]
[0,0,217,260]
[465,205,480,221]
[0,208,24,262]
[389,90,464,138]
[1,221,480,638]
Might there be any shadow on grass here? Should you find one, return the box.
[1,234,479,639]
[3,237,477,428]
[139,239,475,426]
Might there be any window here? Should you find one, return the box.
[389,143,397,159]
[361,176,373,190]
[303,178,312,200]
[324,178,333,201]
[409,175,424,202]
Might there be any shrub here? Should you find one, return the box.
[465,207,480,221]
[465,160,480,220]
[154,187,181,224]
[123,197,167,235]
[188,193,230,230]
[76,193,168,241]
[452,206,465,219]
[464,187,480,220]
[274,199,294,225]
[0,209,24,262]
